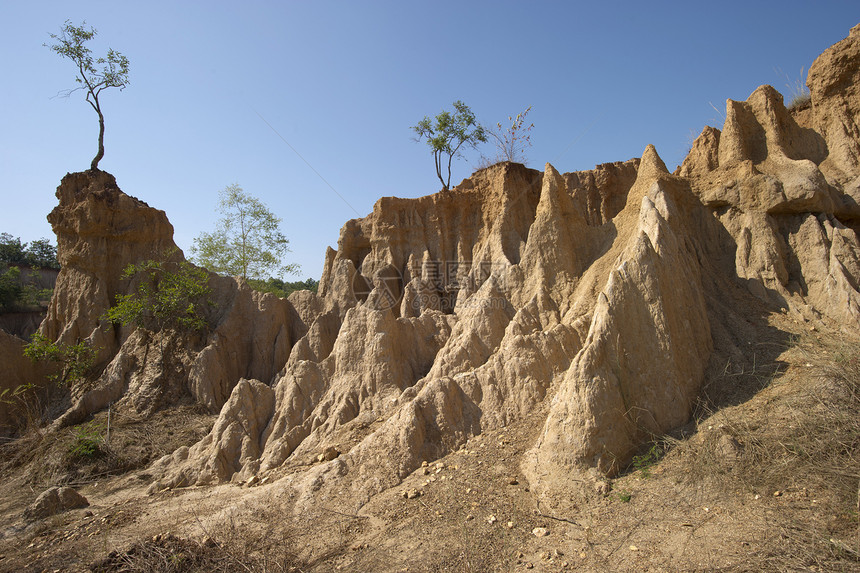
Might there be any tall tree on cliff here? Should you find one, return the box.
[412,100,487,191]
[46,20,130,171]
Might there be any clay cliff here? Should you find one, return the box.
[6,25,859,511]
[32,170,301,429]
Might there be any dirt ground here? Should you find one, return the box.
[1,314,858,573]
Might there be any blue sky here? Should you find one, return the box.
[2,1,858,280]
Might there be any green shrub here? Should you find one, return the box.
[106,254,213,334]
[247,277,318,298]
[630,443,663,478]
[69,421,105,459]
[24,333,95,386]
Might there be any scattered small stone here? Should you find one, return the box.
[402,489,421,499]
[506,521,514,529]
[629,545,638,551]
[317,446,340,462]
[465,514,474,521]
[508,478,519,485]
[594,480,612,496]
[487,515,497,524]
[422,460,428,467]
[773,490,783,497]
[532,527,549,537]
[525,563,534,569]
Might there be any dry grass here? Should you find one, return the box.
[92,498,310,573]
[4,322,859,572]
[91,530,305,573]
[671,330,860,571]
[0,401,213,489]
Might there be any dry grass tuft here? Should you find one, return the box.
[91,531,306,573]
[0,402,213,488]
[92,504,309,573]
[675,330,860,571]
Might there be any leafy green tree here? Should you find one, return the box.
[26,239,60,270]
[412,100,487,190]
[247,277,319,298]
[0,234,60,269]
[46,20,130,171]
[0,234,59,311]
[0,265,22,311]
[0,233,27,265]
[191,184,299,280]
[106,254,213,335]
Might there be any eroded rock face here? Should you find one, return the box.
[34,171,297,429]
[0,329,53,437]
[151,149,716,503]
[149,378,275,488]
[523,149,713,492]
[150,21,860,505]
[28,26,860,510]
[675,26,860,329]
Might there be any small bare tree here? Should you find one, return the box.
[486,106,534,164]
[46,20,130,171]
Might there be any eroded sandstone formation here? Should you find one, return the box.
[21,171,299,429]
[9,25,860,509]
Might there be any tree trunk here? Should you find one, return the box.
[434,151,447,190]
[445,152,454,190]
[91,112,105,171]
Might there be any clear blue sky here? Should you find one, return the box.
[2,1,858,280]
